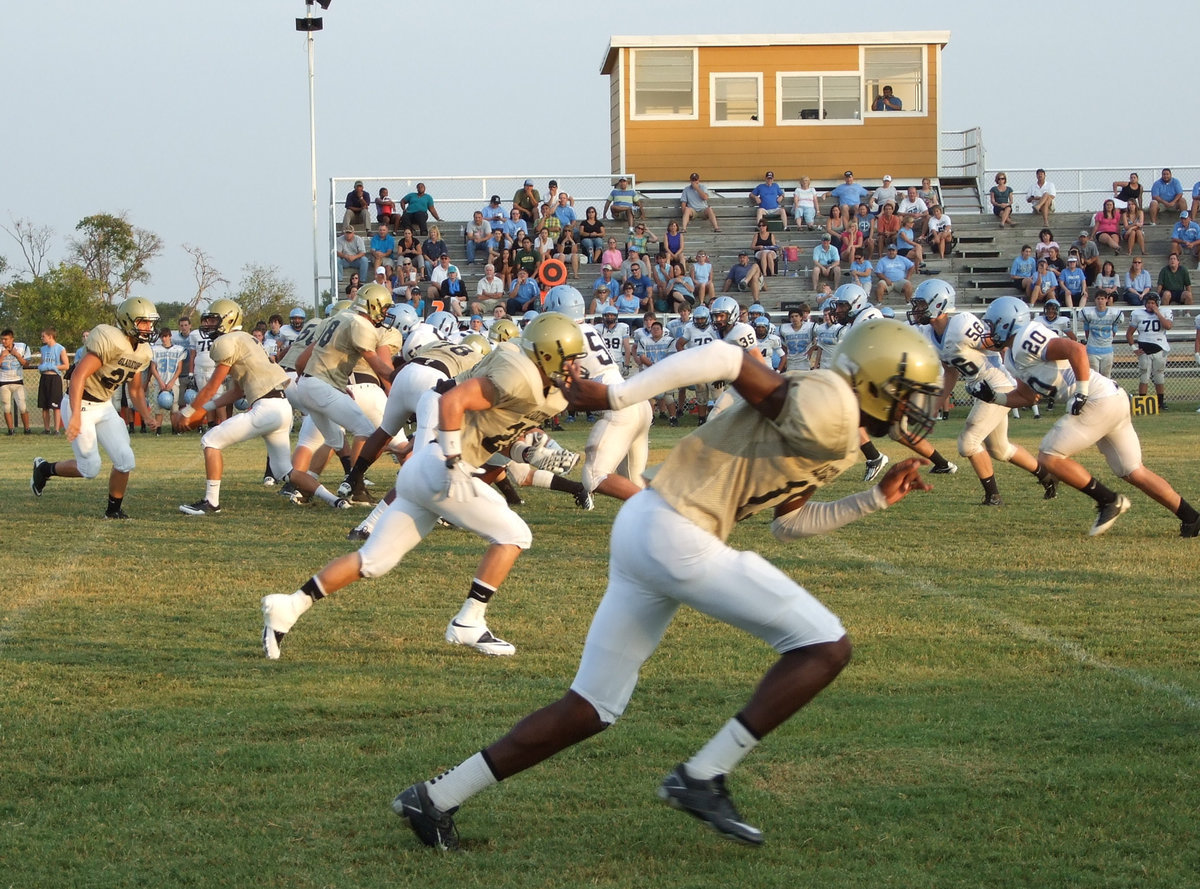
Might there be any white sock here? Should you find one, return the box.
[531,469,555,489]
[454,597,487,625]
[205,480,221,507]
[359,497,390,534]
[314,484,339,506]
[685,717,759,780]
[425,752,498,811]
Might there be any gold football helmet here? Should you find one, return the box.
[461,333,492,356]
[200,298,244,339]
[519,311,586,382]
[115,296,160,343]
[355,283,392,326]
[487,318,520,343]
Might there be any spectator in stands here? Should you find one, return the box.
[849,252,874,290]
[1112,173,1143,209]
[751,171,788,230]
[1091,199,1122,256]
[680,172,721,233]
[1094,261,1121,305]
[1045,245,1066,275]
[626,222,657,257]
[336,227,369,281]
[1034,228,1059,263]
[621,249,647,283]
[369,223,396,273]
[501,208,529,251]
[825,204,850,251]
[553,192,577,235]
[481,194,506,231]
[897,186,930,238]
[752,220,779,277]
[1031,258,1059,307]
[512,180,541,226]
[1124,258,1153,305]
[870,175,899,215]
[600,237,624,271]
[725,251,764,298]
[494,248,515,289]
[533,227,555,260]
[513,233,541,279]
[439,265,468,318]
[989,172,1015,227]
[614,281,641,315]
[625,260,652,308]
[422,226,450,279]
[1122,201,1146,255]
[895,215,925,268]
[872,243,914,304]
[811,234,841,292]
[538,203,562,243]
[853,203,874,259]
[394,258,420,292]
[925,204,953,259]
[662,221,686,265]
[1157,252,1193,304]
[555,227,581,279]
[465,211,496,265]
[375,187,400,227]
[590,285,615,316]
[1059,254,1088,308]
[919,178,939,211]
[872,84,902,111]
[427,254,454,301]
[1073,229,1102,284]
[1148,168,1187,225]
[873,201,900,256]
[472,264,505,315]
[1169,211,1200,262]
[343,180,371,228]
[791,176,821,230]
[648,253,673,302]
[692,250,714,305]
[399,182,439,235]
[343,272,362,297]
[505,268,540,316]
[666,262,695,312]
[1026,169,1056,226]
[1010,245,1038,299]
[1191,179,1200,221]
[397,229,423,277]
[604,177,642,228]
[579,207,606,263]
[829,171,869,220]
[373,266,389,294]
[839,206,865,264]
[592,264,621,300]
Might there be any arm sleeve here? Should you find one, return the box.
[770,486,889,540]
[606,340,743,410]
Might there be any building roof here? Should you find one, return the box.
[600,31,951,73]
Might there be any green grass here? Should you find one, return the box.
[2,408,1199,888]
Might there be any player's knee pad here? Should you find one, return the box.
[988,442,1017,463]
[110,443,136,474]
[76,452,103,479]
[957,430,984,458]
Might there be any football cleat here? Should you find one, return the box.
[262,476,276,487]
[31,457,51,496]
[574,488,595,511]
[979,493,1004,507]
[1180,515,1200,539]
[1041,475,1059,500]
[346,526,371,541]
[345,483,374,506]
[261,593,303,660]
[657,764,763,846]
[1089,494,1131,537]
[929,462,958,475]
[332,498,352,510]
[179,499,222,516]
[445,620,516,656]
[103,508,130,520]
[393,783,460,851]
[863,453,889,483]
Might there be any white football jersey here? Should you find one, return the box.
[756,332,784,368]
[814,320,844,370]
[632,326,656,355]
[1127,307,1172,352]
[676,321,716,350]
[189,330,215,373]
[1041,313,1073,338]
[1005,320,1119,401]
[927,311,1011,390]
[597,320,631,366]
[578,321,625,384]
[1080,307,1123,352]
[723,321,759,352]
[781,320,816,358]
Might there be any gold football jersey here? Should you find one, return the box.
[305,311,379,389]
[350,325,404,384]
[76,324,152,402]
[651,370,860,540]
[210,331,290,404]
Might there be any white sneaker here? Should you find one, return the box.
[261,593,302,659]
[445,619,516,656]
[930,461,958,475]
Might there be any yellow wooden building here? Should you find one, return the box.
[600,32,950,184]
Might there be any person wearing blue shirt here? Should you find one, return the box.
[553,193,578,233]
[369,224,397,273]
[872,85,902,111]
[872,244,915,303]
[481,195,507,230]
[1058,256,1088,308]
[1081,293,1123,377]
[830,171,870,220]
[1170,212,1200,262]
[751,171,788,230]
[1031,259,1060,306]
[505,269,541,316]
[1009,245,1038,300]
[614,282,641,315]
[1149,168,1186,225]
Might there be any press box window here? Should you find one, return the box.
[864,46,924,113]
[631,49,697,119]
[778,73,862,123]
[711,73,762,126]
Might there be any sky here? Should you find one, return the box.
[3,1,1197,316]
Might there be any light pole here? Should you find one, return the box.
[295,0,330,314]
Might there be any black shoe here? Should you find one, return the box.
[392,783,459,851]
[104,508,130,520]
[5,429,12,436]
[1089,494,1131,537]
[1159,402,1170,412]
[574,488,595,510]
[179,499,222,516]
[669,417,679,427]
[980,492,1004,507]
[697,416,707,426]
[1181,515,1200,538]
[929,461,958,475]
[863,453,889,482]
[23,428,32,435]
[31,458,51,496]
[657,764,763,846]
[346,527,370,541]
[1045,397,1056,411]
[1041,475,1058,500]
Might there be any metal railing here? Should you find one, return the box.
[981,166,1200,215]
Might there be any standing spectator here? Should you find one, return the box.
[336,228,369,282]
[1122,201,1146,255]
[896,186,930,238]
[680,172,721,232]
[751,171,787,230]
[872,243,915,304]
[692,250,715,305]
[1073,229,1102,284]
[399,182,440,235]
[1156,252,1193,304]
[829,170,869,220]
[149,328,185,435]
[36,328,69,434]
[343,180,371,228]
[1010,245,1038,299]
[604,177,642,228]
[725,251,764,298]
[0,328,32,434]
[512,180,541,226]
[578,207,606,263]
[1112,172,1143,209]
[1127,295,1174,409]
[791,176,821,230]
[1148,168,1186,225]
[375,187,399,227]
[870,175,899,215]
[873,84,902,110]
[1026,169,1056,226]
[811,234,842,292]
[989,172,1015,227]
[1124,258,1153,305]
[481,194,506,231]
[369,223,396,273]
[1169,211,1200,262]
[465,211,495,265]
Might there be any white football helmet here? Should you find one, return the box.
[710,295,740,335]
[426,310,457,340]
[543,285,586,322]
[402,323,440,362]
[982,296,1031,346]
[383,303,420,338]
[521,309,540,328]
[747,303,767,322]
[692,305,711,329]
[832,283,869,323]
[908,278,957,325]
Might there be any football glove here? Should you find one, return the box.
[443,456,484,501]
[966,379,996,403]
[1070,393,1088,415]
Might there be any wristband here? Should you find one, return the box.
[180,405,196,419]
[994,392,1009,408]
[437,427,462,460]
[1075,378,1089,397]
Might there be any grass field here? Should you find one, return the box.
[2,408,1199,889]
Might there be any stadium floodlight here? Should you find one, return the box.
[294,0,329,314]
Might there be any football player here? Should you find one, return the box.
[909,281,1058,507]
[636,319,680,425]
[1079,292,1123,378]
[31,297,160,518]
[971,296,1199,537]
[753,318,784,368]
[833,284,895,482]
[779,304,816,372]
[673,305,717,424]
[261,312,590,660]
[393,319,942,850]
[173,299,297,515]
[1126,294,1174,412]
[597,307,633,378]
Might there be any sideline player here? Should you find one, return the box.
[31,297,160,518]
[972,297,1199,537]
[392,319,943,849]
